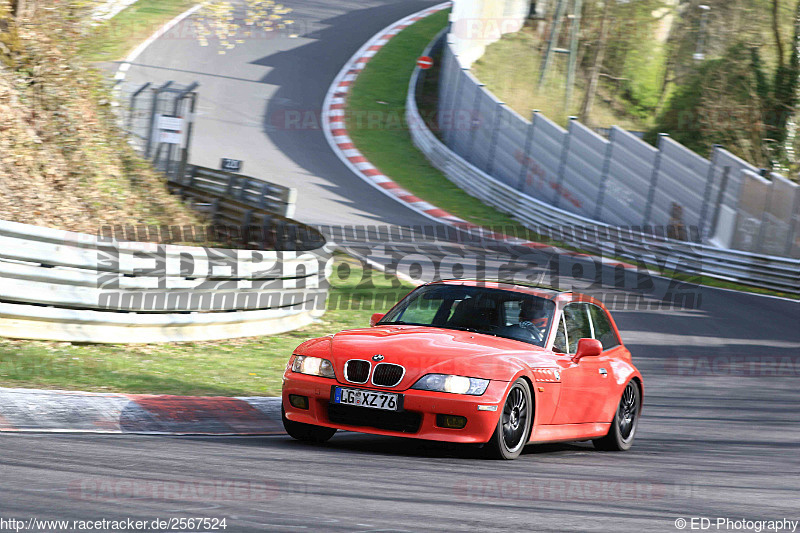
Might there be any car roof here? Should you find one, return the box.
[429,279,581,302]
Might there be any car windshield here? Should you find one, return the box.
[379,284,556,347]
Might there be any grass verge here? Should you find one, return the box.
[80,0,197,62]
[345,11,797,300]
[0,257,414,396]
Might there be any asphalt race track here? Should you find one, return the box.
[1,1,798,532]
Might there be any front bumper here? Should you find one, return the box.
[282,372,508,444]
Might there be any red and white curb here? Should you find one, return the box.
[0,387,283,435]
[320,1,644,274]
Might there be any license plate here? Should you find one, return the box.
[333,387,400,411]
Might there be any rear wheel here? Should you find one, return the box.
[593,381,640,451]
[485,378,532,460]
[282,406,337,443]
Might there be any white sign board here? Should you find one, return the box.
[157,115,184,131]
[158,130,182,144]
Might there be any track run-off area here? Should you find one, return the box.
[1,1,799,532]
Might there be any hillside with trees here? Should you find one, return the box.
[473,0,800,178]
[0,0,202,234]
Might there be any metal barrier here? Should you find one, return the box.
[173,165,298,219]
[407,37,800,295]
[438,3,800,258]
[0,162,327,343]
[0,219,331,343]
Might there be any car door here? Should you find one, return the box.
[549,303,614,424]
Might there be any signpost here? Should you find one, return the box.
[220,158,244,173]
[417,56,434,70]
[156,114,184,145]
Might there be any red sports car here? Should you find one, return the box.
[281,280,643,459]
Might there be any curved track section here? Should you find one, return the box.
[1,2,798,532]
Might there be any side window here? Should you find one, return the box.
[564,303,592,354]
[588,305,620,350]
[553,315,568,353]
[503,301,521,326]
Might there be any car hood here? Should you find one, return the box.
[296,325,554,389]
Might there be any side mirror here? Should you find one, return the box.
[573,338,602,362]
[370,313,386,327]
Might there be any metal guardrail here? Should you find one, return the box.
[173,165,298,219]
[407,37,800,295]
[0,219,331,343]
[0,169,329,342]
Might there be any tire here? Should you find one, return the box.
[282,406,337,443]
[484,378,533,460]
[593,381,640,451]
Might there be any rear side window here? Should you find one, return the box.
[588,305,620,350]
[564,304,592,354]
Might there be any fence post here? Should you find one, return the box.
[446,67,467,147]
[128,82,150,136]
[465,81,485,165]
[517,111,538,191]
[593,126,615,221]
[177,87,198,183]
[439,46,459,141]
[709,166,731,243]
[784,186,800,257]
[698,144,720,241]
[643,133,667,226]
[485,102,504,175]
[552,117,576,209]
[755,175,776,255]
[145,81,172,159]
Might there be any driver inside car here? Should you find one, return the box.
[518,299,549,337]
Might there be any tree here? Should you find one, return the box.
[579,0,611,123]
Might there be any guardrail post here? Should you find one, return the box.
[517,111,538,191]
[261,215,274,249]
[643,133,667,226]
[485,102,504,175]
[593,126,615,220]
[259,182,270,210]
[242,209,254,247]
[211,198,221,224]
[552,117,575,209]
[284,188,298,218]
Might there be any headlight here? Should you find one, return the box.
[291,355,335,378]
[411,374,490,395]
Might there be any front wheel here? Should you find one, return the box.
[282,406,337,443]
[593,381,640,451]
[484,378,533,460]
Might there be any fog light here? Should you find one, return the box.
[289,395,309,410]
[436,414,467,429]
